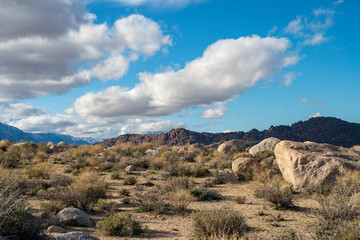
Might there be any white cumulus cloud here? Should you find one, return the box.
[74,35,299,118]
[0,0,171,102]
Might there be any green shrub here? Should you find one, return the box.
[40,201,67,214]
[255,150,274,160]
[162,176,195,193]
[192,210,248,239]
[97,212,142,236]
[117,188,130,197]
[189,188,222,201]
[110,172,121,180]
[93,199,116,212]
[123,176,137,185]
[232,196,246,204]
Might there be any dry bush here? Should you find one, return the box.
[192,209,248,240]
[168,189,195,212]
[32,151,48,163]
[133,188,168,213]
[232,196,246,204]
[48,170,107,211]
[27,162,52,179]
[40,201,67,214]
[189,188,222,201]
[123,176,137,185]
[254,173,294,209]
[162,176,195,193]
[93,199,116,212]
[0,169,41,239]
[311,171,360,238]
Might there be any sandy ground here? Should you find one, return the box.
[26,169,320,240]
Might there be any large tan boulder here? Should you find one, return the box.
[57,207,92,227]
[218,139,245,154]
[232,157,260,180]
[274,140,360,190]
[249,137,281,156]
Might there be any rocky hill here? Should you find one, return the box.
[0,122,93,145]
[97,117,360,148]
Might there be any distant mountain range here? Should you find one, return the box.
[98,117,360,148]
[0,122,95,145]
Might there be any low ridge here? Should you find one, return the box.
[97,117,360,148]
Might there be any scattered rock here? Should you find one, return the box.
[217,169,238,183]
[24,206,36,214]
[232,157,260,180]
[56,141,67,149]
[145,149,159,155]
[249,137,281,156]
[47,225,67,234]
[125,165,137,172]
[274,140,360,190]
[57,208,92,227]
[218,139,245,154]
[50,231,99,240]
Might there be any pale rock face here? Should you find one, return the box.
[57,208,92,227]
[353,145,360,152]
[232,157,260,180]
[145,149,159,155]
[49,231,99,240]
[47,225,67,234]
[274,140,360,190]
[249,137,281,156]
[125,165,137,172]
[217,139,245,154]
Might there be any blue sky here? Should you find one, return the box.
[0,0,359,139]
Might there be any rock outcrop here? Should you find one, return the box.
[218,140,245,154]
[249,137,280,156]
[57,208,92,227]
[274,140,360,189]
[49,231,99,240]
[232,157,260,180]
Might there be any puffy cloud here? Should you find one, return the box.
[0,0,88,40]
[284,7,336,46]
[298,98,308,104]
[0,103,45,123]
[108,0,207,8]
[10,115,76,133]
[199,103,229,119]
[298,99,324,107]
[74,35,299,118]
[309,112,323,118]
[0,4,171,102]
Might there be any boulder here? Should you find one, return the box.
[218,139,245,154]
[24,206,36,214]
[145,149,159,155]
[217,169,238,183]
[125,165,137,172]
[274,140,360,190]
[249,137,281,156]
[57,141,67,149]
[47,225,67,234]
[57,208,92,227]
[232,157,260,180]
[49,231,99,240]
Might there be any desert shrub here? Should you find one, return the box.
[40,201,67,214]
[97,212,142,236]
[168,189,195,212]
[254,150,274,161]
[192,210,248,239]
[48,171,107,211]
[26,162,52,179]
[177,163,209,177]
[0,173,41,239]
[189,188,222,201]
[113,142,137,157]
[311,171,360,238]
[123,176,137,185]
[133,189,168,213]
[93,199,116,212]
[232,196,246,204]
[255,176,294,209]
[162,176,195,193]
[110,172,121,180]
[118,188,130,197]
[0,151,20,168]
